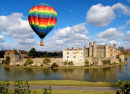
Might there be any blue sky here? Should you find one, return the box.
[0,0,130,51]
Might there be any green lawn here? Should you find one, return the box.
[0,80,119,87]
[7,90,115,94]
[31,90,115,94]
[124,54,130,58]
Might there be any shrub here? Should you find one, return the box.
[102,60,111,65]
[63,61,68,66]
[25,58,33,65]
[85,60,89,66]
[68,61,74,66]
[4,56,10,65]
[24,63,27,66]
[119,58,122,63]
[118,80,130,94]
[51,63,59,68]
[43,57,51,65]
[16,64,20,66]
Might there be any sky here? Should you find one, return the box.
[0,0,130,51]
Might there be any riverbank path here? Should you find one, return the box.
[9,85,120,92]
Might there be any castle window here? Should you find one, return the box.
[80,59,82,61]
[81,53,82,54]
[67,56,69,58]
[81,56,82,58]
[73,52,76,54]
[73,56,76,58]
[67,52,69,54]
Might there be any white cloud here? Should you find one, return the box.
[0,13,34,41]
[0,35,5,43]
[112,3,130,15]
[86,4,115,27]
[128,0,130,2]
[86,3,130,27]
[96,28,123,40]
[118,19,130,30]
[109,40,117,45]
[95,38,107,43]
[123,31,130,42]
[42,23,92,50]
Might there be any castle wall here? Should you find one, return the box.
[14,58,63,66]
[0,58,4,64]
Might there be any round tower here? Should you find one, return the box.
[119,52,124,63]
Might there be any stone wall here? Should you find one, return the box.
[14,58,63,66]
[84,57,118,66]
[0,58,4,64]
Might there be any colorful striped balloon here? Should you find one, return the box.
[28,3,57,46]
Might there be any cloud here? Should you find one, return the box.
[0,35,5,43]
[0,13,34,41]
[42,23,92,50]
[86,3,130,27]
[96,28,123,40]
[128,0,130,2]
[123,31,130,42]
[118,19,130,30]
[112,3,130,15]
[86,4,115,27]
[109,40,117,45]
[95,38,107,43]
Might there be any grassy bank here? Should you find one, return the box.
[57,62,128,69]
[1,65,48,68]
[0,80,119,87]
[1,62,128,69]
[31,90,115,94]
[7,90,115,94]
[124,54,130,58]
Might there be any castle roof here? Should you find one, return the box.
[21,50,28,54]
[119,52,124,55]
[65,47,82,51]
[5,50,19,55]
[5,50,27,55]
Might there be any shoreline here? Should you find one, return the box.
[1,62,128,69]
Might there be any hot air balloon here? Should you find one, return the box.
[28,3,57,46]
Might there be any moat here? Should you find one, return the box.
[0,58,129,82]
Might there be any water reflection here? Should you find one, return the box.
[0,58,129,82]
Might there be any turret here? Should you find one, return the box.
[105,43,108,57]
[89,42,92,57]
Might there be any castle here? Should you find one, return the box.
[63,42,124,66]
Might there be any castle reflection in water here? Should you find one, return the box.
[2,64,125,82]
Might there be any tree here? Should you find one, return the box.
[119,58,122,63]
[85,60,89,66]
[28,48,38,57]
[63,61,68,66]
[44,54,50,57]
[68,61,74,66]
[24,58,33,66]
[43,57,51,65]
[4,56,10,65]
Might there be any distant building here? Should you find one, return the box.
[63,42,124,66]
[4,50,27,65]
[63,47,84,66]
[84,42,117,58]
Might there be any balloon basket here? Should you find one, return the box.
[40,41,44,46]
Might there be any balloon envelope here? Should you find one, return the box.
[28,3,57,40]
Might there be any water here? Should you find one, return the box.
[0,58,130,82]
